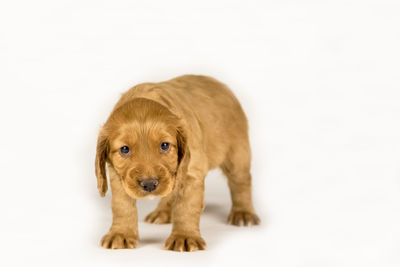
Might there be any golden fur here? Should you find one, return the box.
[95,75,260,251]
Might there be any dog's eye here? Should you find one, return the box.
[120,146,130,155]
[160,142,170,152]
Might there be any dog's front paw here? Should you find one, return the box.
[145,210,171,224]
[228,210,260,226]
[101,231,138,249]
[165,234,206,252]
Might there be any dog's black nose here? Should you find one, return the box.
[139,178,159,192]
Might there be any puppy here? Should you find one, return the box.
[95,75,260,252]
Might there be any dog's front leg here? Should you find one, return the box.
[101,166,139,249]
[165,175,206,252]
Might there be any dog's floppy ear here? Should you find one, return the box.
[176,126,189,167]
[95,128,109,197]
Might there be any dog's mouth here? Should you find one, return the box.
[121,178,173,199]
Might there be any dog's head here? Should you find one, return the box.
[95,98,187,199]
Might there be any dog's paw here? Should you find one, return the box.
[164,234,206,252]
[101,232,138,249]
[145,210,171,224]
[228,210,260,226]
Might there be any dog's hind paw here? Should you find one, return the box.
[227,210,260,226]
[145,210,171,224]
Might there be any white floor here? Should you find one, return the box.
[1,1,400,266]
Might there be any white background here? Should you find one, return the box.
[0,0,399,266]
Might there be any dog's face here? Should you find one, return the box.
[108,120,179,199]
[95,98,186,199]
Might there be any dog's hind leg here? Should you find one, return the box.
[220,140,260,226]
[145,195,173,224]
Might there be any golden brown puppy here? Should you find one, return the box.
[95,75,260,252]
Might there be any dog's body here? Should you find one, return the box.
[95,75,260,251]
